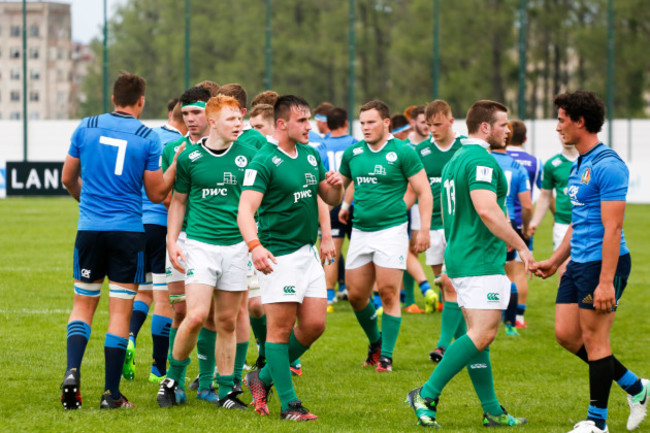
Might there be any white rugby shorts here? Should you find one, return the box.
[258,244,326,304]
[184,239,248,291]
[424,229,447,266]
[166,231,187,283]
[346,222,408,270]
[450,274,511,310]
[553,222,570,251]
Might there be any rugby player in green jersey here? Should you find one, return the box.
[239,95,343,421]
[339,100,433,373]
[157,95,256,410]
[407,100,533,428]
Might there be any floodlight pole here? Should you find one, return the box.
[22,0,28,161]
[517,0,527,120]
[103,0,108,113]
[184,0,191,89]
[607,0,614,148]
[265,0,272,90]
[348,0,356,135]
[432,0,439,99]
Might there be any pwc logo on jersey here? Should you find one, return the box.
[235,155,248,167]
[307,155,318,167]
[293,189,313,203]
[189,150,202,162]
[202,187,228,198]
[429,177,442,185]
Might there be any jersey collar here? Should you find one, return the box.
[460,137,490,150]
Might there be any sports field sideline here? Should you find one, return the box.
[2,197,649,432]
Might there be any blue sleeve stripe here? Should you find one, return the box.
[142,128,153,139]
[135,125,146,137]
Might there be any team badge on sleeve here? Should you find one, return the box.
[476,166,493,182]
[243,169,257,186]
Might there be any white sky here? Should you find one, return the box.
[61,0,128,44]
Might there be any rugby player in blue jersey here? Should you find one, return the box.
[60,72,179,410]
[506,120,542,328]
[533,91,647,432]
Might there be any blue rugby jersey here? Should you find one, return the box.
[317,134,358,172]
[492,151,530,225]
[567,143,629,263]
[140,124,183,226]
[68,112,161,232]
[507,146,542,223]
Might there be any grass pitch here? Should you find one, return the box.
[1,198,649,432]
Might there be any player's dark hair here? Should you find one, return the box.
[554,90,605,134]
[466,100,508,134]
[314,102,334,116]
[390,114,410,132]
[410,106,425,120]
[194,80,220,97]
[112,72,146,107]
[509,119,527,145]
[180,86,211,106]
[327,107,348,130]
[166,98,179,113]
[217,83,247,110]
[274,94,311,122]
[360,100,390,120]
[252,90,279,107]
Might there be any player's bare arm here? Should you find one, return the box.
[532,225,573,279]
[518,190,533,238]
[317,196,335,265]
[238,189,277,275]
[470,188,534,271]
[338,176,354,224]
[166,191,187,273]
[593,200,626,313]
[408,169,433,253]
[318,171,344,206]
[61,155,82,202]
[527,188,552,237]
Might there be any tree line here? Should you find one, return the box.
[80,0,650,120]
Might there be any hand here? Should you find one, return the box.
[320,236,335,266]
[530,258,558,279]
[338,208,350,224]
[527,223,537,238]
[167,242,186,273]
[516,247,535,277]
[593,282,616,313]
[413,229,430,254]
[325,170,343,188]
[251,244,277,275]
[173,142,186,162]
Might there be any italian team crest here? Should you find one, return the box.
[581,168,591,184]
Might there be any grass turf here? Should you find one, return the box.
[1,197,649,432]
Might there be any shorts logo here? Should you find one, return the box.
[189,150,202,162]
[166,267,172,276]
[582,294,593,305]
[353,147,363,155]
[386,152,397,162]
[307,155,318,167]
[486,292,500,302]
[187,268,195,277]
[581,168,591,184]
[399,255,405,264]
[235,155,248,167]
[81,269,91,279]
[283,285,296,295]
[272,156,283,166]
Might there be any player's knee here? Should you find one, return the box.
[184,310,208,331]
[555,323,580,351]
[108,283,137,300]
[215,315,237,334]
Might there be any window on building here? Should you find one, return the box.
[29,25,39,37]
[30,69,40,80]
[29,91,39,102]
[29,47,39,59]
[10,47,20,59]
[10,112,20,120]
[10,25,21,37]
[10,69,20,80]
[10,91,20,102]
[29,112,40,120]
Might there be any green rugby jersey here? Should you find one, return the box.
[237,127,268,150]
[416,135,464,230]
[339,137,423,232]
[541,153,575,225]
[174,140,257,245]
[162,136,197,232]
[242,142,326,256]
[441,139,508,278]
